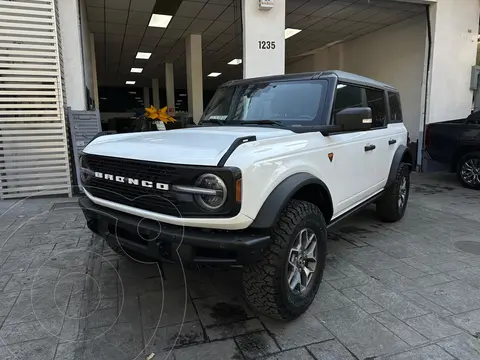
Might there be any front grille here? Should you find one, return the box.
[82,154,241,217]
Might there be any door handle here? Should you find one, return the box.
[388,139,397,145]
[364,144,376,152]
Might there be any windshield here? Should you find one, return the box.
[201,80,327,126]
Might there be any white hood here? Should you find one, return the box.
[83,126,294,166]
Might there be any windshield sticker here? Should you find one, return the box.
[209,115,227,120]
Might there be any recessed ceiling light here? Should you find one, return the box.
[208,72,221,77]
[136,52,152,59]
[228,59,242,65]
[285,28,302,39]
[131,68,143,73]
[149,14,172,28]
[126,81,136,85]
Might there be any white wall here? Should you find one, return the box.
[242,0,286,78]
[58,0,92,110]
[427,0,480,124]
[286,15,427,141]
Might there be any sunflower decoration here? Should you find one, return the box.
[144,105,176,123]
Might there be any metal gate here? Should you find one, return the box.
[0,0,72,199]
[67,108,102,193]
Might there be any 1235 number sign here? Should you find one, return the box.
[258,41,275,50]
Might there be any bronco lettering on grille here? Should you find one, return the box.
[94,172,170,191]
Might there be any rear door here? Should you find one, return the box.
[372,91,407,189]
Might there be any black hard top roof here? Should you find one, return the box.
[224,70,398,92]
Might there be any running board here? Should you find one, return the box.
[327,191,384,229]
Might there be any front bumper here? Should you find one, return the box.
[79,197,271,265]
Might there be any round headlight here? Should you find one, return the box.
[194,173,227,210]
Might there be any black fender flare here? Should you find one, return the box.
[386,145,413,187]
[249,172,333,229]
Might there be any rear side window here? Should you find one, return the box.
[365,88,387,128]
[388,92,403,123]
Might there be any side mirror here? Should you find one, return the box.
[335,107,373,132]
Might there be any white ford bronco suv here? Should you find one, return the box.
[79,71,412,320]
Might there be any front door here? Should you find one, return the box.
[327,83,378,216]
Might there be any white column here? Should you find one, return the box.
[165,62,175,116]
[89,33,99,109]
[426,0,480,125]
[58,0,87,110]
[242,0,286,78]
[186,34,203,123]
[152,78,160,108]
[143,87,151,108]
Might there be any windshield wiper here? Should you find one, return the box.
[239,120,285,127]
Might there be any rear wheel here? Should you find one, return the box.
[242,200,327,320]
[457,152,480,190]
[376,163,410,222]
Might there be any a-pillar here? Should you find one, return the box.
[186,34,203,123]
[242,0,286,78]
[421,0,480,170]
[165,62,175,116]
[143,87,151,108]
[152,78,160,108]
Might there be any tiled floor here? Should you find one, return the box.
[0,172,480,359]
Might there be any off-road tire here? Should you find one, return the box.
[376,162,410,222]
[242,200,327,320]
[456,152,480,190]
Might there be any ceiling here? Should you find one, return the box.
[87,0,425,90]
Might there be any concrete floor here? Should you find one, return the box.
[0,172,480,359]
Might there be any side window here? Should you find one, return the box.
[365,88,387,128]
[333,84,363,124]
[388,92,403,123]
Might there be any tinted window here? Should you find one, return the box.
[241,82,323,121]
[388,92,403,123]
[201,80,326,125]
[333,84,363,116]
[201,86,235,121]
[366,88,387,128]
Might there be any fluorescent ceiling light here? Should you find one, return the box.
[208,72,221,77]
[285,28,302,39]
[228,59,242,65]
[149,14,172,28]
[129,91,136,94]
[126,81,136,85]
[135,97,141,99]
[131,67,143,73]
[136,52,152,59]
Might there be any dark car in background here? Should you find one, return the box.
[425,112,480,189]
